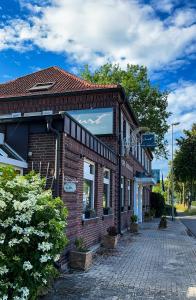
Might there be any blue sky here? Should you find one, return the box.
[0,0,196,177]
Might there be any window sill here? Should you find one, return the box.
[82,216,99,225]
[102,214,113,220]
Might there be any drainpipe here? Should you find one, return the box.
[118,103,122,235]
[46,117,61,197]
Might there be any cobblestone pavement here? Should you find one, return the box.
[41,219,196,300]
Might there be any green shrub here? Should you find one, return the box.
[150,192,165,217]
[165,204,177,216]
[0,167,68,300]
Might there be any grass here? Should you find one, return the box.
[184,208,196,216]
[191,201,196,207]
[175,203,188,213]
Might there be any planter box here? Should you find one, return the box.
[69,250,93,271]
[130,223,139,233]
[102,235,118,249]
[103,207,112,215]
[84,210,96,219]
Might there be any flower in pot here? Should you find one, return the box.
[103,207,112,215]
[144,211,151,222]
[102,226,118,249]
[158,216,167,229]
[84,208,96,219]
[130,214,139,233]
[69,238,93,271]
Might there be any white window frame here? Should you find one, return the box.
[83,159,95,211]
[121,176,125,208]
[103,168,111,208]
[128,179,131,208]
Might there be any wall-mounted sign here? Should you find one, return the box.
[64,182,77,193]
[141,133,156,149]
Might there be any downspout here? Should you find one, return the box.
[46,117,61,197]
[118,103,122,235]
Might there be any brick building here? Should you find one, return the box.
[0,66,155,250]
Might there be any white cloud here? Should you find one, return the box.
[0,0,195,70]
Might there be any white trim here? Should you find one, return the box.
[83,159,95,210]
[103,168,110,207]
[0,156,27,168]
[0,148,8,157]
[134,176,156,185]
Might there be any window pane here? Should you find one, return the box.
[103,183,108,208]
[83,179,93,211]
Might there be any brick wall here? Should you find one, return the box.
[62,134,116,248]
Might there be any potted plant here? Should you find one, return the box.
[69,238,93,271]
[130,214,138,233]
[144,211,151,222]
[158,216,167,229]
[102,226,118,249]
[84,208,96,219]
[103,207,112,215]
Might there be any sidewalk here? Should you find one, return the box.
[41,219,196,300]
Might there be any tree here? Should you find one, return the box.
[81,63,171,157]
[173,124,196,205]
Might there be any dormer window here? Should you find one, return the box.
[28,82,55,92]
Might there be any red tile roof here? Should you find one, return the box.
[0,66,118,99]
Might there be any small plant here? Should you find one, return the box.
[75,238,88,252]
[107,226,118,236]
[84,208,96,219]
[150,208,156,217]
[159,216,167,229]
[130,214,138,223]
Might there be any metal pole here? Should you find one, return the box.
[171,124,174,221]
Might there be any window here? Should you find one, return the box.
[67,108,113,135]
[121,176,125,211]
[29,82,55,92]
[128,180,132,210]
[103,168,111,211]
[83,159,95,213]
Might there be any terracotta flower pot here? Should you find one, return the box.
[130,223,139,233]
[69,250,93,271]
[102,235,118,249]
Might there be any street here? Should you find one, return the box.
[179,214,196,238]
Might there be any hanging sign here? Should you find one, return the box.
[64,181,77,193]
[141,133,156,149]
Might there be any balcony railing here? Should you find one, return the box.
[64,113,116,164]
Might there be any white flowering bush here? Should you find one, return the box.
[0,167,68,300]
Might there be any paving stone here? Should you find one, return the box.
[40,219,196,300]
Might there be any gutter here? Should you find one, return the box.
[46,117,61,197]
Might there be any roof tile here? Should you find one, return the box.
[0,66,118,99]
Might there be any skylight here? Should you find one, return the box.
[28,82,55,92]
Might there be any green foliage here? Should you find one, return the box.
[0,166,68,300]
[173,124,196,194]
[74,238,88,252]
[81,63,171,157]
[130,214,138,223]
[150,192,165,217]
